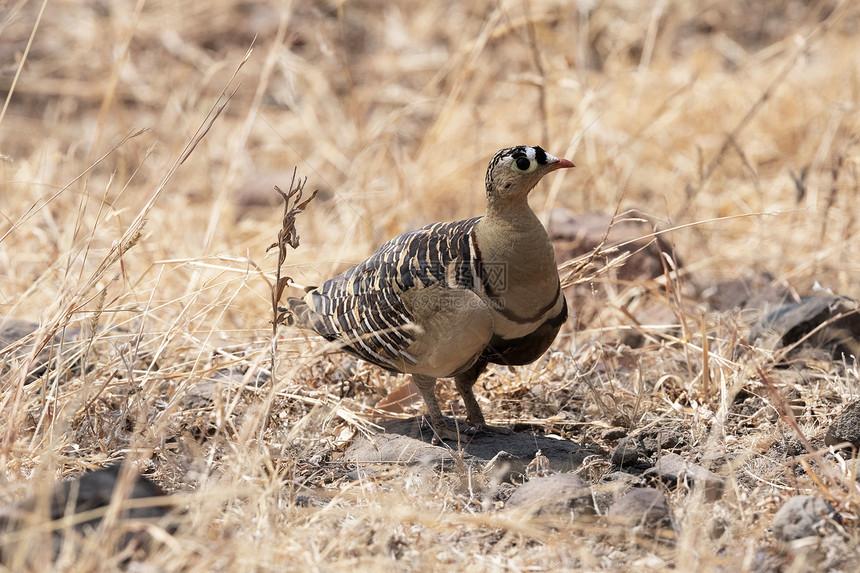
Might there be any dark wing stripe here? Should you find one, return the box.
[469,228,493,296]
[336,312,351,334]
[352,336,397,369]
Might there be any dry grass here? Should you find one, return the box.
[1,0,860,570]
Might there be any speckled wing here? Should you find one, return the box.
[288,217,481,371]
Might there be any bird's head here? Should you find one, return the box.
[484,145,574,202]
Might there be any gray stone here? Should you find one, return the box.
[606,487,671,527]
[505,473,594,517]
[750,295,860,360]
[645,452,725,500]
[825,399,860,450]
[0,319,82,381]
[611,438,640,468]
[342,432,454,466]
[0,465,173,565]
[344,417,593,471]
[772,496,841,541]
[592,471,644,513]
[601,427,628,441]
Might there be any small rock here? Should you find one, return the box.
[750,295,860,360]
[709,516,728,540]
[825,399,860,450]
[0,319,82,381]
[645,453,725,501]
[611,438,640,468]
[599,471,645,489]
[183,367,269,411]
[213,366,269,388]
[505,473,594,517]
[772,496,841,541]
[346,466,386,481]
[492,482,519,504]
[699,450,727,467]
[640,428,686,455]
[184,380,218,410]
[0,465,173,564]
[348,418,593,472]
[702,273,789,312]
[294,494,329,508]
[343,432,454,466]
[606,487,671,528]
[592,471,644,513]
[601,427,628,441]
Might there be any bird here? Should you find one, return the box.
[286,145,573,441]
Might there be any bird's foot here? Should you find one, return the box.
[465,422,513,436]
[420,417,514,443]
[433,426,468,444]
[419,416,473,443]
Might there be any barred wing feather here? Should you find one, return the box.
[298,217,480,371]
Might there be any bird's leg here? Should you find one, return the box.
[454,360,512,435]
[412,374,463,442]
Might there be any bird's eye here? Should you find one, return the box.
[513,157,533,172]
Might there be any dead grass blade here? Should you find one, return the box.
[0,0,47,129]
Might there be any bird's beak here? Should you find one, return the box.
[551,157,575,170]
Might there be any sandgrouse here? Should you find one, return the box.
[287,146,573,441]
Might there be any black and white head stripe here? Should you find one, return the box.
[502,146,556,165]
[512,145,549,165]
[485,146,560,191]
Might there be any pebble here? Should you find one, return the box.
[825,399,860,450]
[606,487,671,528]
[505,473,594,517]
[610,438,640,468]
[772,496,841,541]
[644,452,725,501]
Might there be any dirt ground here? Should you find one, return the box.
[2,1,860,571]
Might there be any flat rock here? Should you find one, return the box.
[750,295,860,360]
[645,453,725,501]
[592,471,646,513]
[601,427,628,441]
[0,319,82,381]
[640,426,687,455]
[825,399,860,450]
[0,465,174,564]
[343,417,592,471]
[57,466,169,521]
[606,487,671,528]
[610,438,640,468]
[772,496,841,541]
[505,473,593,517]
[702,273,790,313]
[342,431,454,467]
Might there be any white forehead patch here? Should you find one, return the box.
[521,146,559,165]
